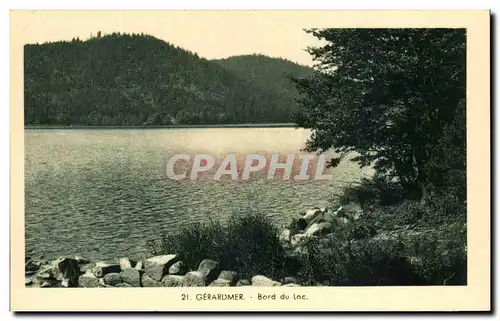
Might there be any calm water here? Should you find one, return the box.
[25,128,373,262]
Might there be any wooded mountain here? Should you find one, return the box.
[24,33,314,125]
[214,55,315,118]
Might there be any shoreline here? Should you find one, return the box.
[24,123,299,130]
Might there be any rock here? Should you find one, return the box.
[302,208,325,224]
[283,276,297,284]
[103,273,123,286]
[296,217,307,231]
[135,260,143,270]
[218,271,238,285]
[342,202,362,218]
[115,283,133,287]
[292,246,309,256]
[53,257,81,287]
[236,279,251,286]
[305,222,333,237]
[25,260,42,273]
[279,229,291,244]
[182,271,206,287]
[141,273,162,287]
[251,275,281,287]
[162,275,185,287]
[168,261,187,275]
[79,262,96,274]
[98,278,114,288]
[144,254,179,281]
[282,283,301,287]
[121,268,142,287]
[290,233,309,248]
[209,279,231,287]
[74,256,91,264]
[120,258,137,269]
[78,271,100,288]
[36,267,56,282]
[92,262,121,278]
[197,259,219,283]
[25,278,33,286]
[41,281,52,288]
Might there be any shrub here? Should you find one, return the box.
[296,235,418,286]
[145,212,287,280]
[338,175,409,207]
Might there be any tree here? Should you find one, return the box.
[294,28,466,203]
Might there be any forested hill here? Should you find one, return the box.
[214,55,315,117]
[24,33,314,126]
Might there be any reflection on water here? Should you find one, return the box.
[24,128,373,262]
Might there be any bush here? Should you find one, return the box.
[296,235,418,286]
[145,212,288,280]
[338,175,409,207]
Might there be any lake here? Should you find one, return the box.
[24,128,373,262]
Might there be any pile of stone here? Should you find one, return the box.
[279,204,363,254]
[25,255,299,288]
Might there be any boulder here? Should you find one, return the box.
[168,261,187,275]
[121,268,142,287]
[209,279,231,287]
[79,262,96,274]
[144,254,179,281]
[115,283,132,287]
[282,283,301,287]
[74,256,91,264]
[141,273,162,287]
[279,229,291,244]
[36,267,56,283]
[197,259,219,284]
[162,275,185,287]
[35,257,80,287]
[218,271,238,285]
[295,217,308,231]
[290,233,309,248]
[236,279,251,286]
[98,278,114,288]
[304,222,333,237]
[135,261,143,270]
[25,277,33,286]
[92,262,121,278]
[120,258,137,269]
[78,271,100,288]
[103,273,123,286]
[292,246,309,256]
[53,257,81,287]
[182,271,206,287]
[302,208,325,224]
[40,281,52,288]
[251,275,281,287]
[342,202,362,219]
[25,260,42,274]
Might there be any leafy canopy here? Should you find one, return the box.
[294,28,466,199]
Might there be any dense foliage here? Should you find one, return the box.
[294,28,466,203]
[24,33,314,125]
[146,212,288,280]
[215,54,314,119]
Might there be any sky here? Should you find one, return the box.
[18,11,325,67]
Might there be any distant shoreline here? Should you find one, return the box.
[24,123,299,130]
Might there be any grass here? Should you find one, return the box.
[146,212,289,280]
[147,177,467,286]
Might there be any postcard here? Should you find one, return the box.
[10,10,490,312]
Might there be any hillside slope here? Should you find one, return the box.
[24,33,310,126]
[214,54,315,117]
